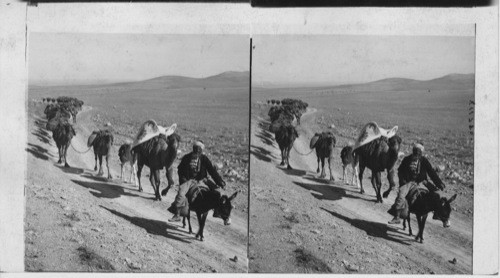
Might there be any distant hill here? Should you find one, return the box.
[132,71,249,89]
[334,73,475,92]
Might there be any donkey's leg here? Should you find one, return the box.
[418,214,428,243]
[198,212,209,241]
[195,211,203,240]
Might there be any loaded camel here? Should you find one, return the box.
[88,129,114,179]
[353,122,401,203]
[310,131,337,181]
[52,121,76,168]
[131,120,179,201]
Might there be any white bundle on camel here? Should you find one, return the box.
[353,121,398,150]
[131,120,177,149]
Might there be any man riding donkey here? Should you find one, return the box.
[168,140,226,222]
[388,142,446,224]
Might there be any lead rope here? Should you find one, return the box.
[70,141,93,154]
[292,143,315,156]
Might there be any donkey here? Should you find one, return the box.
[181,187,239,241]
[402,188,457,243]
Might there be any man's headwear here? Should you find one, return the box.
[194,140,205,150]
[413,142,425,153]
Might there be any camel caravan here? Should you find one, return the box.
[266,100,457,244]
[43,99,238,241]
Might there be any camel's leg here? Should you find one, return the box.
[94,152,98,171]
[120,164,124,181]
[374,172,383,203]
[286,147,293,170]
[319,157,326,178]
[136,163,143,192]
[131,154,138,186]
[130,162,137,185]
[280,148,285,166]
[149,171,160,201]
[106,155,112,179]
[63,144,70,168]
[352,164,360,188]
[97,155,104,176]
[328,157,334,181]
[57,145,62,164]
[358,165,366,194]
[342,165,347,183]
[316,156,320,173]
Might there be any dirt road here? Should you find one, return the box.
[249,106,472,274]
[25,101,247,272]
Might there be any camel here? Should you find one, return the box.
[133,133,180,201]
[274,124,298,170]
[52,122,76,168]
[88,130,114,179]
[354,135,402,203]
[310,132,337,181]
[340,146,359,187]
[118,143,137,185]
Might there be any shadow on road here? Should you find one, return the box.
[71,178,150,200]
[320,207,410,246]
[56,165,86,175]
[255,127,275,147]
[250,145,275,163]
[294,181,347,202]
[100,206,192,243]
[26,143,53,161]
[278,166,307,177]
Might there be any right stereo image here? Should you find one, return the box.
[249,33,475,274]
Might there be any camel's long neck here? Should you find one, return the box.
[386,147,399,169]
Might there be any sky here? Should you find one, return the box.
[252,35,475,87]
[29,33,249,85]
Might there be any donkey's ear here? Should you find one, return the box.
[229,191,239,201]
[448,194,457,203]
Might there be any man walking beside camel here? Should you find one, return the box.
[168,140,226,222]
